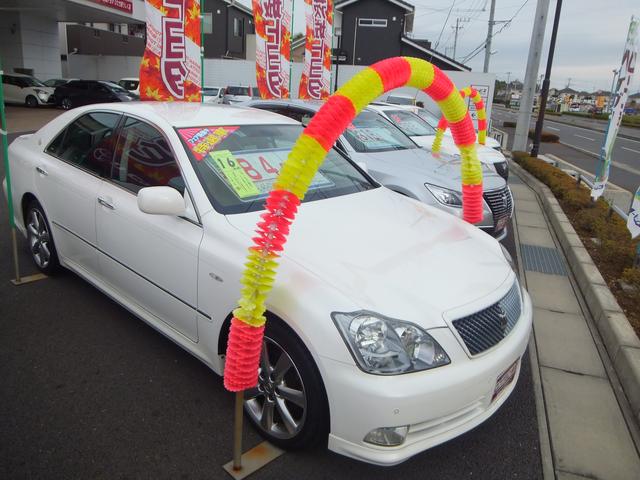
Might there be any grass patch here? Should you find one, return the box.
[511,151,640,334]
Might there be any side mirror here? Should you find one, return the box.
[356,161,368,173]
[137,186,185,216]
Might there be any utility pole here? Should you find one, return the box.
[452,18,463,61]
[483,0,496,73]
[531,0,563,157]
[513,0,551,152]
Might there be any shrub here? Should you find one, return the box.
[512,152,640,331]
[528,129,559,142]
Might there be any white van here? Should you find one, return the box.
[2,74,54,107]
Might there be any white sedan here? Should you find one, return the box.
[4,102,532,466]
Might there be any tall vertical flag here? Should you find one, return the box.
[628,186,640,239]
[298,0,333,99]
[139,0,202,102]
[592,16,638,199]
[254,0,293,98]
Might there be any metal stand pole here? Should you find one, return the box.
[531,0,563,157]
[232,390,244,471]
[11,229,21,283]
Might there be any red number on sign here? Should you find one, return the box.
[237,158,263,180]
[259,156,278,174]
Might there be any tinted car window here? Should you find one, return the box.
[118,79,139,91]
[66,81,88,90]
[111,116,183,193]
[46,112,121,177]
[226,86,250,96]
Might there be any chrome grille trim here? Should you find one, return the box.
[452,281,522,356]
[484,186,513,226]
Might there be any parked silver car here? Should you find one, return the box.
[243,99,513,240]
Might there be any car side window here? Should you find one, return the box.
[110,116,184,194]
[45,112,121,177]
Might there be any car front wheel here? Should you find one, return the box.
[243,317,329,450]
[61,97,72,110]
[25,95,38,108]
[26,200,59,274]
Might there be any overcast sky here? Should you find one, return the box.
[241,0,639,93]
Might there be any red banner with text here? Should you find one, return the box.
[298,0,332,100]
[139,0,201,102]
[253,0,293,98]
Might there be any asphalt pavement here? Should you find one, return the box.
[493,106,640,193]
[0,128,542,479]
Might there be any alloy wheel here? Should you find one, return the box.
[27,209,51,269]
[244,336,308,440]
[61,98,72,110]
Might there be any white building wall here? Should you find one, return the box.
[19,13,61,80]
[0,12,24,76]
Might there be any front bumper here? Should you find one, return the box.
[322,290,533,466]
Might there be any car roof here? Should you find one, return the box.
[5,73,33,78]
[69,102,302,128]
[119,77,139,81]
[243,98,331,113]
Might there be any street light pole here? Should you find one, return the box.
[483,0,496,73]
[531,0,563,158]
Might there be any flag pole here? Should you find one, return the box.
[201,0,205,103]
[0,59,22,284]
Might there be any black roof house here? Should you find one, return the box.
[334,0,470,71]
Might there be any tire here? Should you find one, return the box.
[61,97,72,110]
[25,200,60,275]
[25,95,38,108]
[243,317,330,450]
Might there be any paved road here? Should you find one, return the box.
[493,106,640,193]
[0,132,541,479]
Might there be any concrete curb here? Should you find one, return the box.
[509,160,640,425]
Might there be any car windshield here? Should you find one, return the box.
[177,124,376,214]
[226,86,250,96]
[17,76,46,87]
[414,108,440,128]
[203,87,219,96]
[104,82,129,93]
[118,79,139,90]
[385,110,436,136]
[342,111,417,153]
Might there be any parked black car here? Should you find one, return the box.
[53,80,138,110]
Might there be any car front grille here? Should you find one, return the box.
[452,281,522,356]
[484,186,513,228]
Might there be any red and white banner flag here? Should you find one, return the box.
[253,0,293,98]
[298,0,332,100]
[139,0,202,102]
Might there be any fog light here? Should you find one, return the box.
[363,426,409,446]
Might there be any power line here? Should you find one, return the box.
[434,0,457,49]
[460,0,532,63]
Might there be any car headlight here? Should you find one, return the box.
[34,89,47,98]
[425,183,463,207]
[332,311,450,374]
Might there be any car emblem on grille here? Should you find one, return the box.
[497,304,508,332]
[501,192,509,209]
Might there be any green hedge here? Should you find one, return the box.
[511,151,640,330]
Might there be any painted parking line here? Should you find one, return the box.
[622,146,640,154]
[546,126,560,131]
[574,134,595,141]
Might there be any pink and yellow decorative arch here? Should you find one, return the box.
[432,86,487,154]
[223,57,482,392]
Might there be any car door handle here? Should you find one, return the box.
[36,166,48,176]
[97,197,115,210]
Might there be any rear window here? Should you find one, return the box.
[342,111,417,153]
[226,86,250,96]
[177,124,376,214]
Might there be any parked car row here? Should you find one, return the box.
[3,97,528,466]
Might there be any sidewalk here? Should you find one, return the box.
[510,173,640,479]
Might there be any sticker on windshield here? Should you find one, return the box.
[178,126,238,160]
[207,150,261,199]
[348,127,397,149]
[205,148,334,200]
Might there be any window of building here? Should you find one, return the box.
[358,18,388,27]
[233,17,243,37]
[93,29,101,38]
[202,12,213,34]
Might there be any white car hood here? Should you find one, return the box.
[412,135,506,165]
[225,188,511,329]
